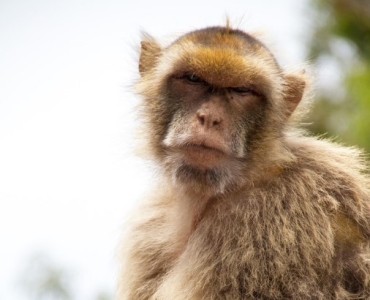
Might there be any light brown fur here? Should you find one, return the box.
[118,25,370,299]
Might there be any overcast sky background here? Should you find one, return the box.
[0,0,310,298]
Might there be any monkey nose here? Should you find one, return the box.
[196,111,222,128]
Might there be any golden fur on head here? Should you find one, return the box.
[147,26,282,88]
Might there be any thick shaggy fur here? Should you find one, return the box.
[118,26,370,300]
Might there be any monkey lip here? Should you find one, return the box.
[180,143,228,168]
[184,143,225,154]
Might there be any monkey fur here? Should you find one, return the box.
[117,25,370,299]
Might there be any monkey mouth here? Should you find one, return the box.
[178,142,229,168]
[184,143,225,153]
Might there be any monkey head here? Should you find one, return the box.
[135,26,307,194]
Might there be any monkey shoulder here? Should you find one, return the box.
[281,137,370,297]
[285,136,369,201]
[283,136,370,238]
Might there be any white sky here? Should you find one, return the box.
[0,0,310,298]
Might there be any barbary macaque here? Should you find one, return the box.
[118,25,370,299]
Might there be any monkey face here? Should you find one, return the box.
[136,27,306,193]
[159,66,270,192]
[163,71,264,166]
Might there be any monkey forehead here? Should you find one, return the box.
[174,26,271,56]
[174,26,280,68]
[161,43,283,92]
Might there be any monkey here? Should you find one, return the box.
[117,24,370,300]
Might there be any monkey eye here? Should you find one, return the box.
[231,86,259,96]
[182,73,204,84]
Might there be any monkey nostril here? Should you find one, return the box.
[197,114,206,125]
[212,120,221,127]
[197,112,221,127]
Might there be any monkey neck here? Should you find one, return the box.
[171,184,217,235]
[168,142,294,258]
[244,137,296,181]
[168,138,297,232]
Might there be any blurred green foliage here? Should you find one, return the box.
[19,253,73,300]
[19,252,113,300]
[307,0,370,152]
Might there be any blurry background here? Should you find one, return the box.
[0,0,369,299]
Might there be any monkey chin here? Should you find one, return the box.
[163,146,243,195]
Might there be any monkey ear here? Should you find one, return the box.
[139,35,161,76]
[283,73,306,117]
